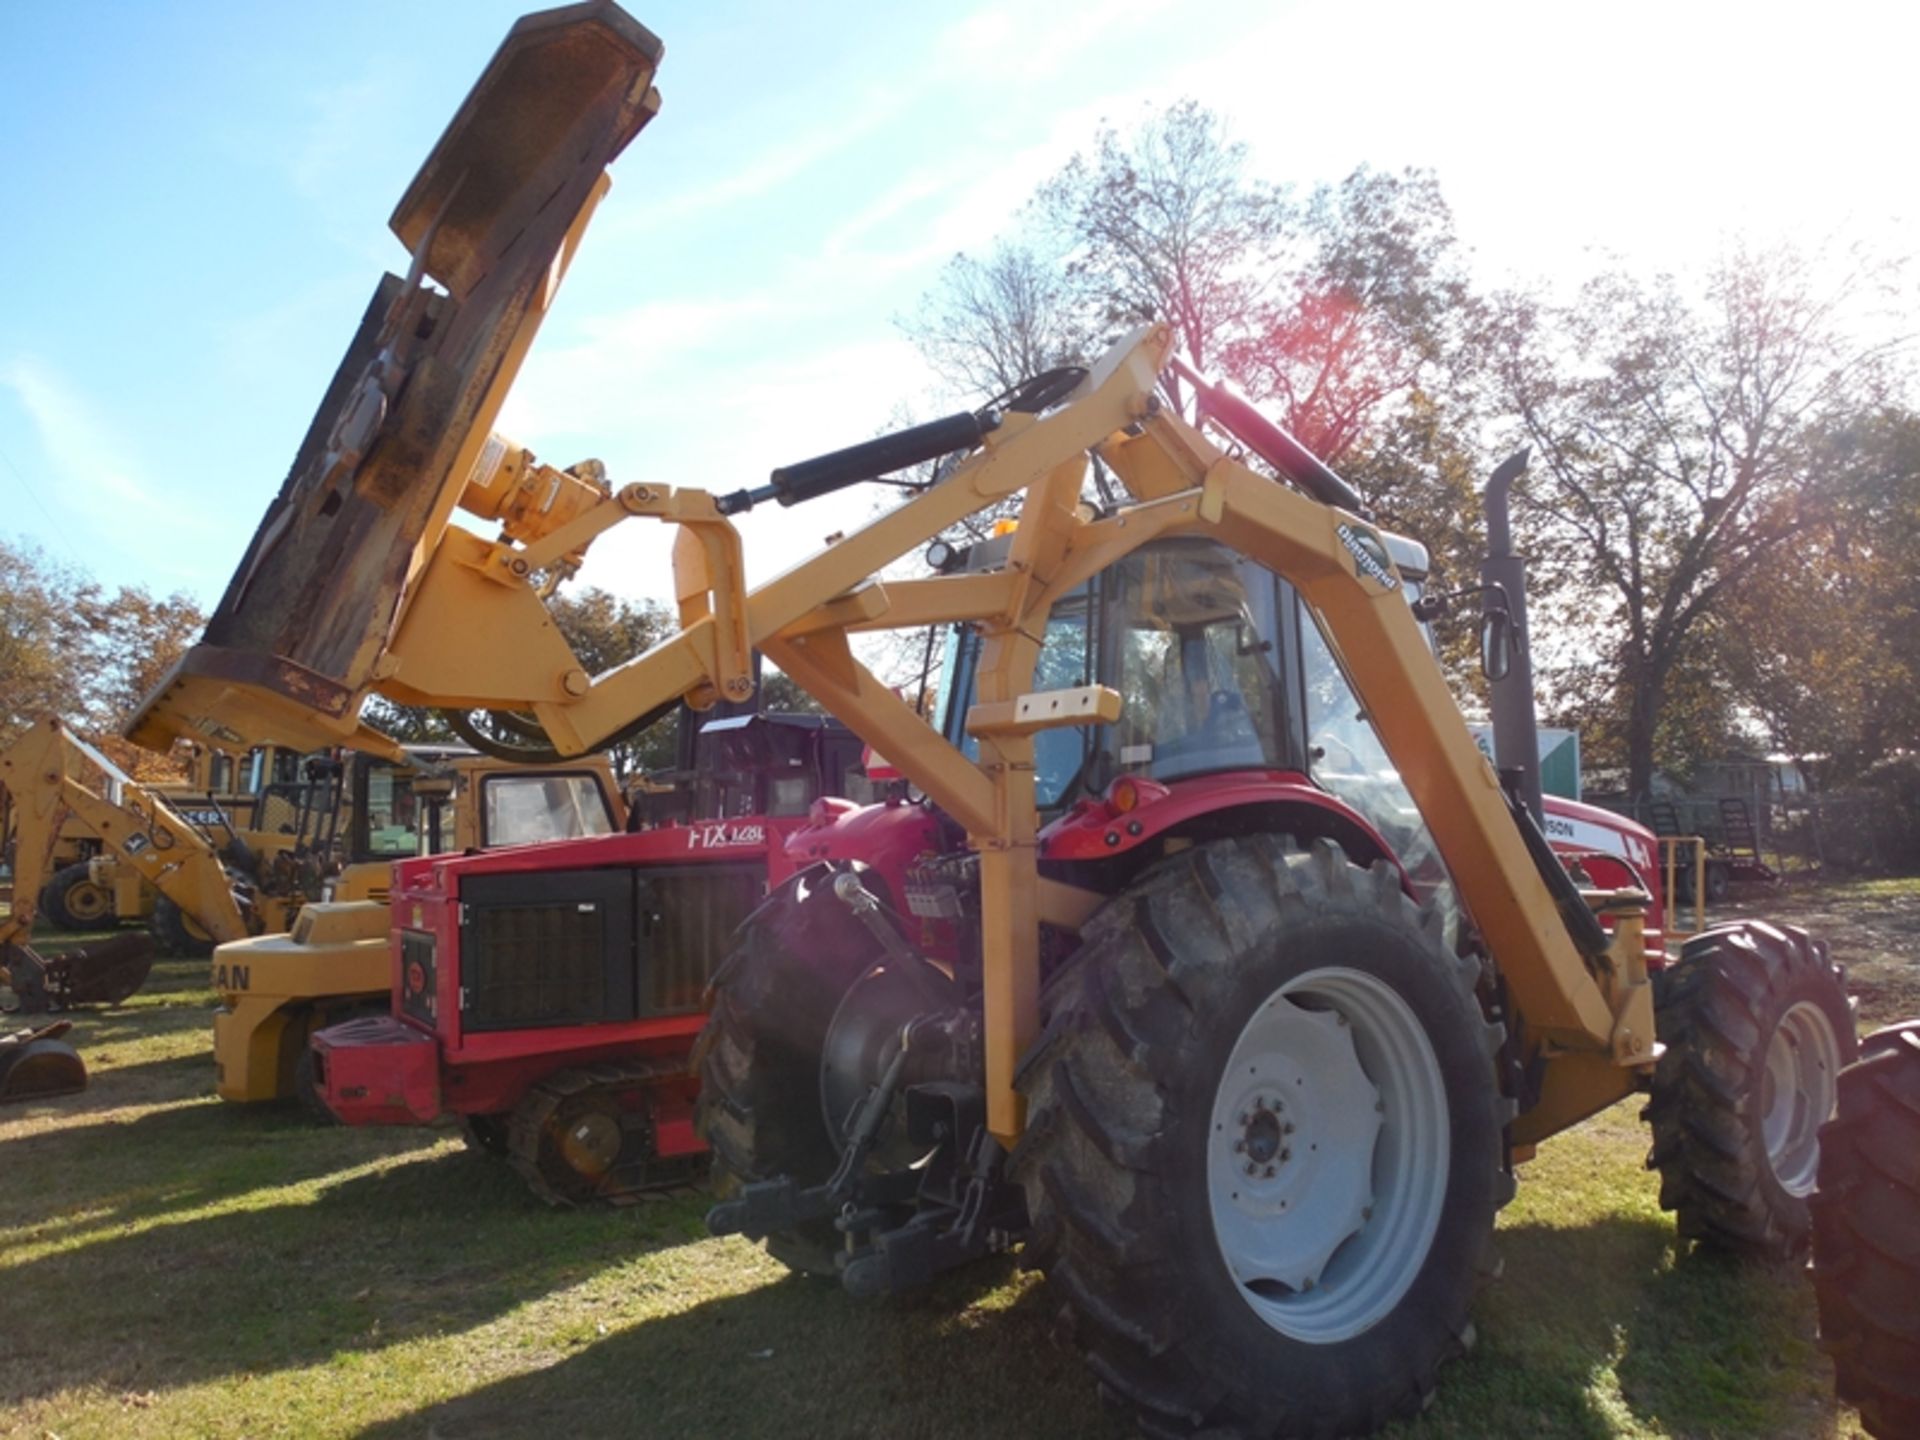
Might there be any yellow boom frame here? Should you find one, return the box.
[128,4,1653,1147]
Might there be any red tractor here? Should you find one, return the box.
[309,711,864,1204]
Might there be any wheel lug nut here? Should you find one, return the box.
[1263,1165,1276,1178]
[1282,1122,1294,1135]
[1280,1148,1291,1162]
[1245,1162,1258,1176]
[1238,1112,1250,1126]
[1233,1140,1246,1154]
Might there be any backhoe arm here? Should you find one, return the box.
[1,718,248,954]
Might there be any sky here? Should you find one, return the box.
[1,0,1911,613]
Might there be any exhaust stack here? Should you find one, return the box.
[1482,450,1544,826]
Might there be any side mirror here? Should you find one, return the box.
[1481,607,1513,682]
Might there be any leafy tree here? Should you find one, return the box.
[0,537,92,745]
[0,536,205,776]
[1718,406,1920,779]
[1225,167,1470,467]
[1486,244,1906,799]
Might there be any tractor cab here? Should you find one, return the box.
[933,532,1454,903]
[928,528,1656,947]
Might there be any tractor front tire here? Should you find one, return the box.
[1011,835,1510,1439]
[151,897,214,959]
[1811,1022,1920,1440]
[40,863,113,933]
[1647,921,1855,1257]
[693,864,888,1276]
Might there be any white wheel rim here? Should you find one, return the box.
[1760,999,1840,1196]
[1208,965,1449,1345]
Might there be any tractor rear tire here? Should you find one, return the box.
[693,863,889,1276]
[1647,921,1855,1257]
[1010,835,1510,1439]
[1810,1022,1920,1440]
[40,863,113,933]
[151,897,214,959]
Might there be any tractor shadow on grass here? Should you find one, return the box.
[0,1090,433,1248]
[354,1256,1120,1440]
[1413,1213,1850,1440]
[342,1211,1854,1440]
[0,1142,714,1409]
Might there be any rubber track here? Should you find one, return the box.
[1009,834,1511,1439]
[506,1059,700,1208]
[1645,920,1853,1257]
[1811,1022,1920,1439]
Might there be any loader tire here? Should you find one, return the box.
[1010,836,1510,1439]
[693,863,888,1276]
[151,897,215,959]
[1811,1022,1920,1440]
[1647,920,1855,1257]
[40,863,113,933]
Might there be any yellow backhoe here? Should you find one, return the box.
[34,742,305,934]
[123,7,1854,1433]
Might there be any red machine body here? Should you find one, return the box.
[313,817,813,1135]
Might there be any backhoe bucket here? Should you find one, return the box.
[2,934,155,1013]
[0,1021,86,1103]
[126,2,664,756]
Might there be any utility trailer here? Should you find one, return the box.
[124,7,1855,1433]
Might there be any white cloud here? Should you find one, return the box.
[0,356,226,591]
[0,357,159,512]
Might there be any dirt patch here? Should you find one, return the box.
[1717,878,1920,1029]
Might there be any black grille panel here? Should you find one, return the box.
[454,863,762,1031]
[467,903,607,1026]
[638,866,762,1014]
[458,868,633,1032]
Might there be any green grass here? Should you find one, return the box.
[1,938,1883,1440]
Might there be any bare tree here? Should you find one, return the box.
[905,243,1089,400]
[1034,99,1290,383]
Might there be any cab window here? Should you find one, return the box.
[481,774,617,847]
[1299,604,1459,939]
[1107,546,1286,785]
[362,765,420,861]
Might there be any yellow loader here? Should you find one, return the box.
[126,7,1854,1433]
